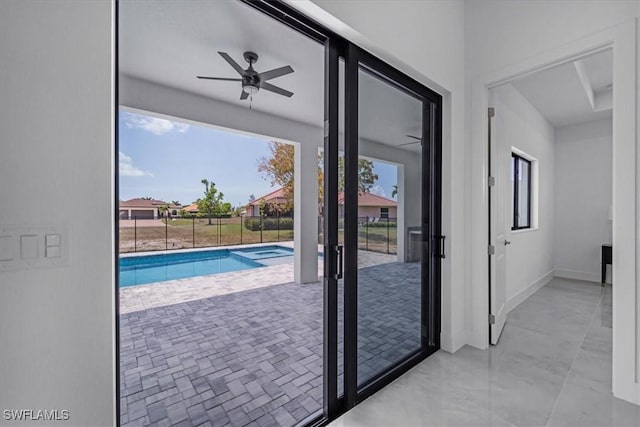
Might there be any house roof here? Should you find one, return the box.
[119,198,179,209]
[337,192,397,207]
[184,203,199,213]
[248,188,289,206]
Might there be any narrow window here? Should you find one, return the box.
[380,207,389,219]
[512,153,531,230]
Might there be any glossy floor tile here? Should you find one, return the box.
[330,278,640,426]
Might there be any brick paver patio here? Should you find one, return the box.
[120,261,421,426]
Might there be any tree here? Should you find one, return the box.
[197,179,228,225]
[391,185,398,198]
[248,194,256,203]
[171,200,181,206]
[337,157,378,194]
[258,142,379,211]
[257,143,295,211]
[158,204,169,220]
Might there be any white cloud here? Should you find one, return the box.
[119,152,154,177]
[123,112,189,135]
[369,185,387,198]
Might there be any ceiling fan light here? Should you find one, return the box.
[244,84,259,95]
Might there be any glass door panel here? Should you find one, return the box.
[355,67,425,386]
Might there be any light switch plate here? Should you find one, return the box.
[46,234,61,247]
[0,225,69,272]
[0,236,14,262]
[46,245,61,258]
[20,235,39,259]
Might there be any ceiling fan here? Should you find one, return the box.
[197,51,294,100]
[398,134,422,147]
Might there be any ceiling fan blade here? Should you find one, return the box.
[261,82,293,97]
[240,91,249,100]
[218,51,246,76]
[258,65,294,81]
[405,134,422,141]
[197,76,242,81]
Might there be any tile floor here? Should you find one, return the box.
[331,278,640,427]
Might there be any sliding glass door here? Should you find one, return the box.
[239,1,442,422]
[324,43,442,412]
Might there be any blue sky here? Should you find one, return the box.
[119,110,397,207]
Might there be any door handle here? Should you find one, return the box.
[335,245,343,280]
[434,235,446,259]
[504,240,511,245]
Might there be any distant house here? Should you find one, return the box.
[183,203,199,215]
[338,192,397,220]
[247,188,291,217]
[119,198,180,219]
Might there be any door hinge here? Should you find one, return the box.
[488,245,495,255]
[488,176,495,187]
[489,314,496,324]
[488,107,495,118]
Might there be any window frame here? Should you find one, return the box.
[511,152,532,230]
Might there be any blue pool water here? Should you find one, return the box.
[119,245,294,287]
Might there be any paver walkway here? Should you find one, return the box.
[120,261,421,426]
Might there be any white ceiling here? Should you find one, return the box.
[119,0,422,151]
[510,49,613,128]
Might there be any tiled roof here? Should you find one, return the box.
[119,198,178,208]
[184,203,199,213]
[248,188,288,205]
[337,191,397,207]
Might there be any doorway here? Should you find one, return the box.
[487,49,614,349]
[116,1,443,425]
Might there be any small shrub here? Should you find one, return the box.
[243,217,294,231]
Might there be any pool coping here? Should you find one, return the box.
[119,241,295,258]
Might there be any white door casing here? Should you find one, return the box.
[489,101,508,345]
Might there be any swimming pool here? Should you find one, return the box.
[119,245,294,287]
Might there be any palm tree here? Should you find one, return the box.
[158,204,169,221]
[391,185,398,198]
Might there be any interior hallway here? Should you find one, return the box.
[331,278,640,426]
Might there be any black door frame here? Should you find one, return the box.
[116,1,442,426]
[342,43,443,410]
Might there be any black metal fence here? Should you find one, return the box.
[119,215,293,253]
[119,215,398,255]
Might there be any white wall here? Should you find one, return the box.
[492,84,556,310]
[294,0,468,352]
[555,119,613,283]
[0,1,115,426]
[465,0,640,406]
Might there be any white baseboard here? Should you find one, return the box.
[440,329,467,353]
[505,269,555,314]
[554,268,600,283]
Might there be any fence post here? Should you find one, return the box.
[192,216,195,248]
[134,215,137,252]
[365,217,369,251]
[386,217,390,254]
[240,215,243,245]
[277,215,280,242]
[217,217,220,247]
[260,215,263,243]
[165,216,168,251]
